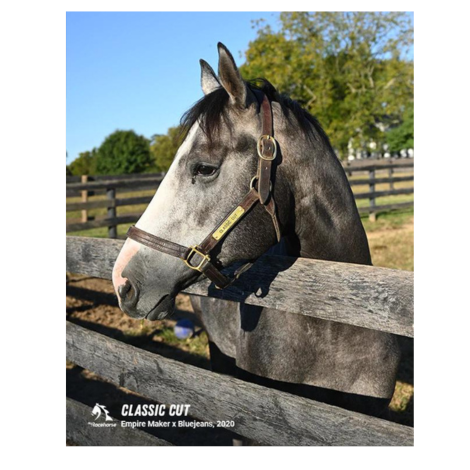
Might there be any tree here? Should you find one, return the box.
[65,151,72,176]
[150,126,185,172]
[95,130,152,175]
[386,105,414,153]
[67,149,98,176]
[240,12,414,157]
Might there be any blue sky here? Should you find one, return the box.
[66,12,279,163]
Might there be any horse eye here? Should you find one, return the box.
[194,164,217,177]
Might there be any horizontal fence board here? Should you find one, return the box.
[67,189,100,198]
[66,237,124,277]
[355,188,414,200]
[66,237,413,337]
[66,176,82,183]
[66,177,163,192]
[66,184,158,198]
[66,172,165,184]
[344,161,414,172]
[66,322,413,446]
[349,175,414,186]
[66,397,171,446]
[184,259,414,338]
[358,201,414,214]
[346,169,412,178]
[66,214,141,232]
[66,196,153,212]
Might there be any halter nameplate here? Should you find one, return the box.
[212,206,245,241]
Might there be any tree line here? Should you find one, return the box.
[66,129,179,176]
[67,12,413,176]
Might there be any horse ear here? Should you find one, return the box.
[217,42,247,107]
[200,59,220,95]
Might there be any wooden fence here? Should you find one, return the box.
[66,159,413,236]
[345,160,414,222]
[66,173,165,236]
[66,236,414,446]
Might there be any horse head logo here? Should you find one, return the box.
[91,403,113,421]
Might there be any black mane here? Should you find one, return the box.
[180,78,332,150]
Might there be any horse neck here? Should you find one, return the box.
[280,130,372,266]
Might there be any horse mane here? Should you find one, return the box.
[180,78,333,151]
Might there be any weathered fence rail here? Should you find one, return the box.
[66,235,414,446]
[66,159,413,235]
[66,322,412,446]
[67,237,413,337]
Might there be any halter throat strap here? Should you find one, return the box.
[127,93,280,289]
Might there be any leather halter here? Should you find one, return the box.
[127,93,280,289]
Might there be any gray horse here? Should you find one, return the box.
[112,43,400,420]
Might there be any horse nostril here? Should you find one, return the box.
[118,280,138,306]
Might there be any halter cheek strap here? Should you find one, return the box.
[127,93,281,289]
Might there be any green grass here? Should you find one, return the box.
[355,193,414,208]
[156,327,209,355]
[361,207,414,233]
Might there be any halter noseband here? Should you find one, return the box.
[126,93,281,289]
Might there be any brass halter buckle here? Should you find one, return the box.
[257,135,277,161]
[183,246,210,272]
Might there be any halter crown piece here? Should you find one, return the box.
[127,93,281,289]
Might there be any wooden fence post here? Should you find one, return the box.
[369,168,376,222]
[81,175,88,223]
[106,187,117,239]
[389,166,394,190]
